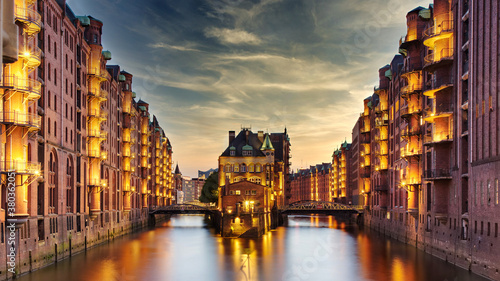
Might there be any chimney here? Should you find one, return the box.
[258,131,264,142]
[229,131,235,145]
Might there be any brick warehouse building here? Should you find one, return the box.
[333,0,500,279]
[289,163,332,203]
[0,0,174,279]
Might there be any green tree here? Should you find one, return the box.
[199,172,219,203]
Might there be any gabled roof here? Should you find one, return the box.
[220,129,266,157]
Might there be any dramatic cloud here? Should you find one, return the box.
[67,0,428,177]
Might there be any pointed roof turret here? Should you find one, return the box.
[260,133,274,150]
[174,164,181,175]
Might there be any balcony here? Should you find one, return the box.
[375,117,388,127]
[401,127,421,138]
[0,111,41,130]
[88,178,108,187]
[400,148,422,158]
[374,134,388,142]
[88,109,108,120]
[423,132,453,146]
[400,105,422,119]
[0,75,42,99]
[0,160,40,175]
[423,103,453,122]
[19,44,42,70]
[15,7,41,35]
[88,88,108,101]
[423,75,454,97]
[423,169,452,180]
[88,67,109,81]
[401,84,422,98]
[423,20,454,47]
[87,130,108,140]
[424,48,454,70]
[87,150,107,160]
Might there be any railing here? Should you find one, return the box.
[401,148,422,158]
[88,88,108,100]
[401,127,421,137]
[88,178,108,187]
[423,169,452,179]
[375,117,388,127]
[401,84,422,95]
[0,160,41,174]
[423,20,454,40]
[424,103,453,119]
[400,105,421,117]
[19,44,42,69]
[0,75,42,98]
[88,109,108,120]
[87,67,109,81]
[87,130,108,139]
[423,132,453,144]
[15,6,42,34]
[424,48,454,67]
[0,111,41,129]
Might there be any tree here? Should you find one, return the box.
[199,172,219,203]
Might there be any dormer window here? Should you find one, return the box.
[230,150,235,156]
[243,150,252,156]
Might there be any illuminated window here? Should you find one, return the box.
[225,164,231,173]
[235,190,241,195]
[249,164,254,173]
[234,165,239,173]
[255,164,262,173]
[496,179,499,205]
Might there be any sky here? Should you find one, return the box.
[67,0,427,178]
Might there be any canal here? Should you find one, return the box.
[16,215,488,281]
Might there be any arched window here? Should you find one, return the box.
[248,164,254,173]
[255,164,262,173]
[234,165,239,173]
[240,164,246,173]
[225,164,231,173]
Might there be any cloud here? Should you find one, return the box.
[204,27,262,45]
[148,42,201,52]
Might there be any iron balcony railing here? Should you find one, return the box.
[0,160,41,174]
[423,20,454,40]
[14,6,42,35]
[423,169,452,179]
[0,111,41,129]
[0,75,42,99]
[424,48,454,68]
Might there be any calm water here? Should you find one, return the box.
[17,215,488,281]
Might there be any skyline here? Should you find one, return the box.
[67,0,427,177]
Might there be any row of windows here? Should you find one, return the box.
[228,190,257,195]
[474,179,499,206]
[224,163,264,173]
[233,177,262,185]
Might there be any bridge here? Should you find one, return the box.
[280,200,362,215]
[149,203,218,215]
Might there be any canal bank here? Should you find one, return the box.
[13,215,489,281]
[1,210,169,281]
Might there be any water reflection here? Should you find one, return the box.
[17,215,487,281]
